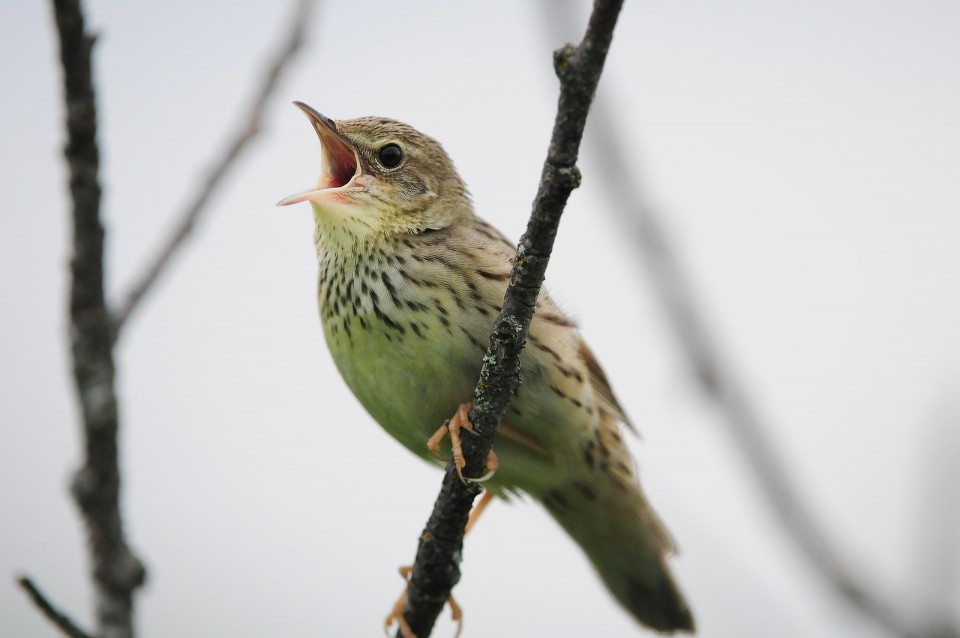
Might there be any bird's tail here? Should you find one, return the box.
[539,474,695,633]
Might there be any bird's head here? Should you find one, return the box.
[278,102,472,243]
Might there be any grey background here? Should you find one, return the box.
[2,0,958,636]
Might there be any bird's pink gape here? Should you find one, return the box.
[277,102,362,206]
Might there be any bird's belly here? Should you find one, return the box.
[324,313,481,462]
[322,310,565,495]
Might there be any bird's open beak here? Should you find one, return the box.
[276,102,363,206]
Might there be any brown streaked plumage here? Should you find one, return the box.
[278,102,694,633]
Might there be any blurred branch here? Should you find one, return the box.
[111,0,316,336]
[17,577,93,638]
[585,79,960,638]
[916,416,960,636]
[396,2,625,637]
[542,3,959,637]
[587,93,899,630]
[44,1,317,636]
[50,0,145,636]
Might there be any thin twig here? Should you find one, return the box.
[51,1,145,637]
[396,2,625,636]
[17,577,94,638]
[542,4,959,637]
[111,0,316,336]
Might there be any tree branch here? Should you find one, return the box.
[46,1,317,637]
[397,2,625,636]
[543,5,959,636]
[586,64,959,638]
[17,577,94,638]
[50,1,145,636]
[111,0,316,336]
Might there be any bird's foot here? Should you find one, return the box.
[427,402,499,484]
[385,565,463,638]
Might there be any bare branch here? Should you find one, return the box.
[50,1,145,636]
[17,577,94,638]
[47,1,317,636]
[111,0,316,335]
[397,2,625,636]
[542,4,959,637]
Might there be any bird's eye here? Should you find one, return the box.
[377,143,403,169]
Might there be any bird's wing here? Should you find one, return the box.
[578,340,636,433]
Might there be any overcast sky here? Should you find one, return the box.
[2,1,959,636]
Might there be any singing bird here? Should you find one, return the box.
[278,102,694,633]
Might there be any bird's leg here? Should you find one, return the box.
[385,565,463,638]
[427,421,451,459]
[385,567,415,638]
[465,490,494,535]
[427,402,499,484]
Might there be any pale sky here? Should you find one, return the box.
[2,1,959,636]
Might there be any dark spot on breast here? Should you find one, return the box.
[460,327,485,352]
[449,287,466,310]
[373,305,406,335]
[381,271,401,306]
[466,280,482,302]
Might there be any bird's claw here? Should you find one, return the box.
[427,403,499,484]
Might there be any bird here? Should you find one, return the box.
[277,101,694,634]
